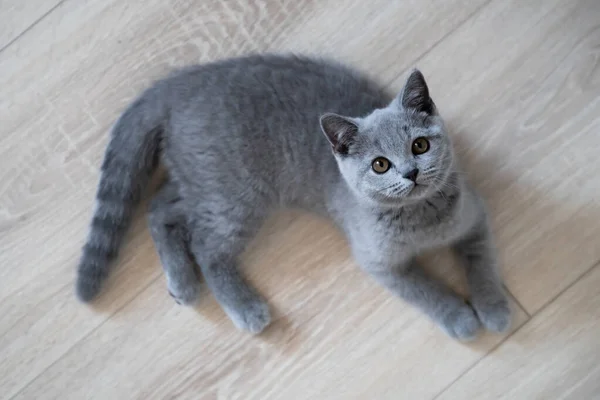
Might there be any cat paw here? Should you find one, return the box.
[167,281,200,306]
[440,303,481,341]
[225,298,271,335]
[472,295,512,333]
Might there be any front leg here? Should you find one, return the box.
[363,258,481,340]
[453,220,511,333]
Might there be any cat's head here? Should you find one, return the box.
[320,69,453,207]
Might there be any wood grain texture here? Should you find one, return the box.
[436,264,600,400]
[0,0,63,50]
[0,0,599,398]
[12,216,529,400]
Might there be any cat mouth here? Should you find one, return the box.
[407,183,428,197]
[378,183,428,203]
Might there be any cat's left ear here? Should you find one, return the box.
[398,69,436,115]
[320,113,359,155]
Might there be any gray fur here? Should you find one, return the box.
[77,54,510,339]
[148,182,199,305]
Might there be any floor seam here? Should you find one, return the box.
[383,0,494,88]
[430,259,600,400]
[0,0,68,55]
[526,259,600,316]
[504,284,531,317]
[8,273,162,400]
[430,326,521,400]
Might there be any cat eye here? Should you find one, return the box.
[412,137,430,155]
[372,157,391,174]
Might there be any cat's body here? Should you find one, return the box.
[77,54,511,339]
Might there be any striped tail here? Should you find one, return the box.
[76,89,165,301]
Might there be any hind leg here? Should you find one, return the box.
[189,207,271,334]
[148,182,200,305]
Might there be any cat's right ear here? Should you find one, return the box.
[320,113,358,155]
[398,69,435,115]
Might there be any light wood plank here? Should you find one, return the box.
[0,0,493,398]
[389,0,600,313]
[436,264,600,400]
[13,215,529,400]
[0,0,62,50]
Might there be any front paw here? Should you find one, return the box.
[472,292,512,333]
[439,302,481,341]
[224,298,272,335]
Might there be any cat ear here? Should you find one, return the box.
[398,69,435,115]
[319,113,359,155]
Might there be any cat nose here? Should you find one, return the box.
[403,168,419,182]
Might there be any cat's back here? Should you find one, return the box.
[160,54,389,207]
[164,54,388,121]
[161,54,389,153]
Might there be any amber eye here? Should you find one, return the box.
[372,157,391,174]
[412,137,430,155]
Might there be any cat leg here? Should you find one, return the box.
[361,256,481,340]
[453,220,511,333]
[188,210,271,334]
[148,182,200,305]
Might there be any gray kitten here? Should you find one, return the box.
[77,54,511,339]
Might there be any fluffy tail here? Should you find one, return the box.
[76,89,165,302]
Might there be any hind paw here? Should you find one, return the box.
[167,281,200,305]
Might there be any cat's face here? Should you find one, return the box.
[320,70,453,206]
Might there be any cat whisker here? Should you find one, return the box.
[438,180,460,190]
[382,182,404,191]
[437,189,449,202]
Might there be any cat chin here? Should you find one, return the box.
[409,184,437,200]
[370,193,417,207]
[370,185,434,207]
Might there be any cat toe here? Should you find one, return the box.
[167,282,200,305]
[168,290,182,305]
[474,297,512,333]
[441,303,481,341]
[225,298,271,335]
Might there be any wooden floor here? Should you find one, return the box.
[1,0,600,399]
